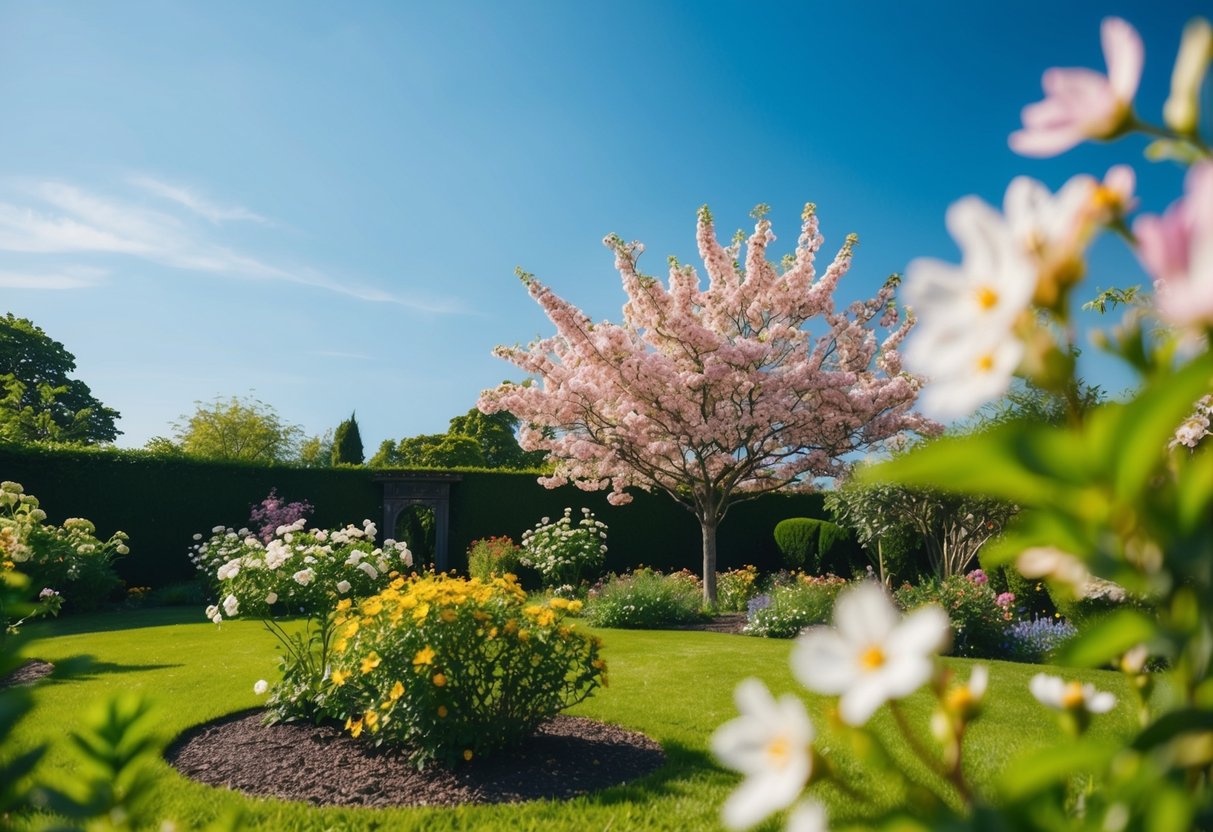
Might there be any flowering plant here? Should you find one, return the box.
[894,574,1010,658]
[716,564,761,612]
[584,567,703,628]
[193,516,412,721]
[247,487,314,544]
[519,507,607,587]
[465,535,523,581]
[0,481,128,618]
[324,572,603,767]
[743,575,848,639]
[715,15,1213,829]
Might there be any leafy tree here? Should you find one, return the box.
[447,406,545,469]
[142,435,184,456]
[331,412,364,466]
[370,433,485,468]
[481,204,932,602]
[298,429,334,468]
[0,314,120,444]
[171,394,303,463]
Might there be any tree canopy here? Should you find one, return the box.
[331,412,365,465]
[0,314,120,444]
[481,204,933,601]
[371,406,542,469]
[170,394,303,463]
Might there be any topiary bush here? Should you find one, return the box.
[744,575,849,638]
[773,518,858,574]
[325,573,604,767]
[894,573,1010,658]
[585,568,703,628]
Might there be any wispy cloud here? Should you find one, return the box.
[0,176,468,313]
[0,266,107,290]
[129,175,271,225]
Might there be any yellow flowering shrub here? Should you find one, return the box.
[325,572,605,767]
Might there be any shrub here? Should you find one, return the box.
[773,518,857,573]
[520,507,607,587]
[325,573,604,767]
[1001,617,1078,664]
[716,565,761,612]
[585,568,703,628]
[0,480,128,614]
[193,517,413,721]
[745,575,849,638]
[248,488,314,544]
[894,573,1009,658]
[466,535,523,581]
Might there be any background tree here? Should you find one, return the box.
[370,434,485,468]
[447,406,545,469]
[0,314,120,444]
[171,394,303,463]
[331,412,364,465]
[298,429,334,467]
[481,204,934,602]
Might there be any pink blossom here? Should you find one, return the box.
[1134,163,1213,328]
[1010,17,1143,157]
[995,592,1016,609]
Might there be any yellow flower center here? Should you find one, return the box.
[1061,681,1086,709]
[433,672,447,687]
[975,285,999,311]
[860,645,886,671]
[946,686,975,713]
[975,353,995,373]
[765,735,792,768]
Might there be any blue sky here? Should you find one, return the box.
[0,1,1207,450]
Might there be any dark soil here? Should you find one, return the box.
[166,710,666,808]
[0,659,54,688]
[666,612,747,634]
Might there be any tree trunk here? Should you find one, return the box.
[701,517,718,605]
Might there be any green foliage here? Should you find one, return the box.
[172,394,304,463]
[715,565,760,612]
[744,576,849,638]
[0,314,120,445]
[894,575,1010,658]
[297,429,333,468]
[772,518,855,573]
[1,481,128,619]
[331,412,364,466]
[584,568,704,628]
[371,433,485,468]
[466,536,523,581]
[325,573,604,767]
[520,507,607,587]
[448,407,547,469]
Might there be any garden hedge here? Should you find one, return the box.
[0,443,826,591]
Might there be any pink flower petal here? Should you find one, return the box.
[1101,17,1144,102]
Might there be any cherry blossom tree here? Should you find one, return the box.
[480,204,934,602]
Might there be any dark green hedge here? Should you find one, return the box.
[0,443,826,589]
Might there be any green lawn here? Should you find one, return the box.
[9,609,1138,831]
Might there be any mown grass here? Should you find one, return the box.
[9,609,1138,831]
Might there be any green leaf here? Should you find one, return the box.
[1176,447,1213,533]
[1055,609,1156,667]
[1147,783,1196,832]
[1111,352,1213,501]
[1132,709,1213,751]
[998,740,1116,800]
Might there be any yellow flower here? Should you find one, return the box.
[592,659,606,671]
[524,604,542,617]
[504,619,518,635]
[413,646,436,666]
[364,598,384,617]
[335,598,352,613]
[440,608,458,623]
[535,609,556,627]
[517,629,530,643]
[347,717,364,738]
[341,620,360,638]
[390,576,405,589]
[463,749,474,761]
[549,597,569,610]
[437,705,448,718]
[360,652,381,674]
[365,710,379,730]
[389,680,405,701]
[487,626,499,639]
[412,602,430,622]
[334,638,348,653]
[331,669,349,686]
[433,672,447,687]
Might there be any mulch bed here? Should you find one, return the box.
[166,710,666,808]
[0,659,54,688]
[665,612,747,634]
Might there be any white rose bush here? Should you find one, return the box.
[192,516,413,721]
[713,15,1213,830]
[519,506,608,587]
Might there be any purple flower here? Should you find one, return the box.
[995,592,1016,609]
[966,569,989,586]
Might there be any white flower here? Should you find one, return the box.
[711,678,815,831]
[358,562,379,580]
[253,679,269,695]
[217,559,242,581]
[222,594,239,617]
[1030,673,1115,713]
[904,196,1036,419]
[1016,546,1090,593]
[336,580,351,594]
[212,526,225,534]
[787,800,828,832]
[115,544,129,555]
[1164,17,1213,134]
[205,604,219,620]
[265,592,278,605]
[792,583,950,726]
[293,568,315,586]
